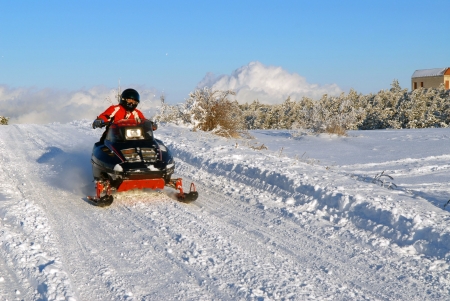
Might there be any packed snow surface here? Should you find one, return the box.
[1,121,450,300]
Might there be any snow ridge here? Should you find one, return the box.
[163,128,450,260]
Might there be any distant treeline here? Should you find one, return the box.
[156,81,450,137]
[238,80,450,131]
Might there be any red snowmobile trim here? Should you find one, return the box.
[116,178,165,192]
[96,181,103,197]
[96,180,111,197]
[174,178,184,194]
[88,178,198,206]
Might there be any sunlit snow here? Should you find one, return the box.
[1,121,450,300]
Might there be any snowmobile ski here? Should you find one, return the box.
[87,195,114,207]
[172,181,198,203]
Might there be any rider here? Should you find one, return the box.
[93,88,146,127]
[93,88,157,142]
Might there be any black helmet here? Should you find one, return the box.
[121,88,140,102]
[120,88,140,111]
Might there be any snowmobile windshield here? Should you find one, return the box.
[105,119,154,142]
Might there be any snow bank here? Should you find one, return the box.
[160,125,450,260]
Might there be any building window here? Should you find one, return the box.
[421,82,424,87]
[414,82,417,89]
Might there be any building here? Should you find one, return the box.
[411,68,450,90]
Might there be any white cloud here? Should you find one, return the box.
[197,61,343,104]
[0,85,161,124]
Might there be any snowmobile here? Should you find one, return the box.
[88,119,198,207]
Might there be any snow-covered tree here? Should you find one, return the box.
[397,86,443,129]
[359,80,408,130]
[157,79,450,134]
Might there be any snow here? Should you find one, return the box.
[411,68,449,78]
[1,121,450,300]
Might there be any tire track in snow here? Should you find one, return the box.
[8,125,177,300]
[165,133,450,261]
[170,160,442,300]
[0,125,77,300]
[1,122,450,300]
[109,198,233,300]
[1,124,155,300]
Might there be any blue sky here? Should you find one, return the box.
[1,0,450,105]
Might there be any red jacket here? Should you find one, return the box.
[97,104,146,123]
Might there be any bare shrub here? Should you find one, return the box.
[249,143,268,150]
[186,87,244,138]
[372,171,397,189]
[325,123,347,136]
[0,116,9,125]
[154,87,245,138]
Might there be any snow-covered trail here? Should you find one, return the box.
[0,122,450,300]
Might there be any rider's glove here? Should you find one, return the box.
[152,122,158,131]
[92,119,105,129]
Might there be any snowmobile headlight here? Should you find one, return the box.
[121,148,141,162]
[125,128,144,140]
